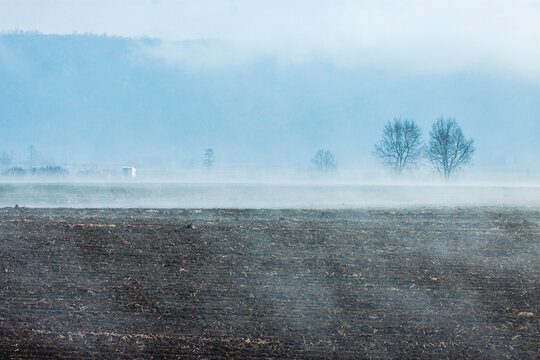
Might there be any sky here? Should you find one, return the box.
[1,0,539,78]
[0,1,539,176]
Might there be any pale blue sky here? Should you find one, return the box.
[1,0,539,79]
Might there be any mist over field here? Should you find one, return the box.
[0,2,539,185]
[0,29,539,203]
[1,182,539,209]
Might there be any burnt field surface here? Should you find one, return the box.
[0,208,538,359]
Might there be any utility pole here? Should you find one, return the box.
[28,145,35,169]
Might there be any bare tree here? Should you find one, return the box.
[374,118,423,175]
[203,148,214,172]
[427,118,475,179]
[311,149,337,174]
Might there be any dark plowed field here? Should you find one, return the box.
[0,208,538,359]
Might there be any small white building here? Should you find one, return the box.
[122,166,136,178]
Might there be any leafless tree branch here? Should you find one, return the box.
[374,118,423,175]
[427,118,474,179]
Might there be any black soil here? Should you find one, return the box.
[0,208,538,359]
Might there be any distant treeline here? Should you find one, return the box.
[2,166,69,177]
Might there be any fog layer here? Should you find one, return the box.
[3,183,539,208]
[0,34,539,176]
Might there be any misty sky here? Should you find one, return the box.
[2,0,540,77]
[0,1,539,172]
